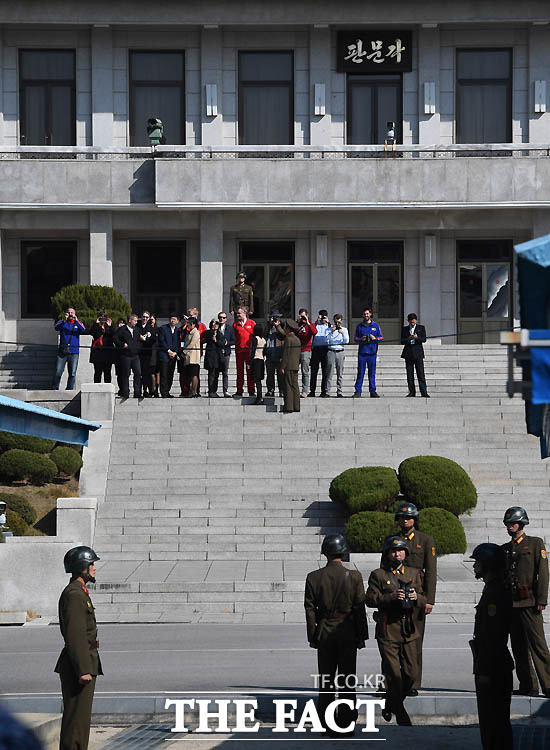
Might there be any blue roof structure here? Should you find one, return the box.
[0,395,101,446]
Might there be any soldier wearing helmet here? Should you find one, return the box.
[380,501,436,695]
[470,543,514,749]
[366,535,426,726]
[501,506,550,697]
[304,534,368,736]
[55,546,103,749]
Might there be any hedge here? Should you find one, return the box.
[418,507,467,555]
[345,511,395,553]
[0,431,56,454]
[398,456,477,516]
[0,492,37,526]
[51,447,83,475]
[51,283,132,331]
[329,467,400,514]
[5,508,29,536]
[0,449,58,485]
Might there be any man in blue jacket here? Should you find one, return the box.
[353,307,383,398]
[53,306,86,390]
[158,314,180,398]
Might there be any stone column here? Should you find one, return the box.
[201,27,224,145]
[417,26,440,144]
[200,212,224,323]
[309,27,332,145]
[0,229,5,342]
[529,26,550,143]
[91,26,114,146]
[89,211,113,286]
[419,233,442,341]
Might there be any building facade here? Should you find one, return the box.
[1,0,550,347]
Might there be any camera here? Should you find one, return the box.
[67,316,75,323]
[299,316,307,324]
[99,316,107,323]
[335,321,342,329]
[400,581,414,611]
[271,316,280,324]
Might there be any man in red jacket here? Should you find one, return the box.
[296,308,317,398]
[233,307,256,397]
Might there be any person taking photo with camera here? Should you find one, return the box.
[89,311,115,384]
[326,314,349,398]
[296,308,317,398]
[54,306,86,390]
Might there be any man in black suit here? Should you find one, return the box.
[114,313,142,398]
[401,313,429,398]
[217,311,235,398]
[158,314,180,398]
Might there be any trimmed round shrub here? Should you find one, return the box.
[0,492,37,526]
[0,449,58,484]
[345,511,395,553]
[398,456,477,516]
[330,467,400,514]
[51,447,83,475]
[0,431,56,454]
[51,283,131,331]
[5,508,29,536]
[418,507,467,555]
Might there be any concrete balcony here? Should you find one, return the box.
[0,144,549,211]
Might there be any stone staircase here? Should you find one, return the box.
[90,345,549,623]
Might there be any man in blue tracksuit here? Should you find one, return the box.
[353,307,383,398]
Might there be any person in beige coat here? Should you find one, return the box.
[181,316,201,398]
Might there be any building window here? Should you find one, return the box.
[131,241,186,317]
[19,50,76,145]
[21,241,77,318]
[240,241,294,320]
[239,52,294,145]
[347,75,402,144]
[129,51,185,146]
[456,49,512,144]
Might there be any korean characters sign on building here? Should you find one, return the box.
[337,31,413,73]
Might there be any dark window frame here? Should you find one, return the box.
[21,239,78,318]
[19,49,76,146]
[457,238,513,262]
[346,74,403,145]
[239,240,295,320]
[238,51,295,145]
[456,48,513,144]
[129,50,186,146]
[130,240,187,317]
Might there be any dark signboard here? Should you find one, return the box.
[337,30,412,73]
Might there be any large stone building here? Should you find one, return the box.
[1,0,549,348]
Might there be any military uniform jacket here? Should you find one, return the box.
[366,565,426,642]
[304,561,369,644]
[281,333,301,371]
[230,284,254,315]
[471,579,514,678]
[380,529,437,605]
[501,534,549,608]
[54,580,103,677]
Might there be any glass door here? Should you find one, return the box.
[240,241,294,323]
[349,263,402,343]
[458,262,510,342]
[131,241,186,319]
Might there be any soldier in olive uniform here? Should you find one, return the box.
[367,536,426,726]
[381,502,436,694]
[229,272,254,318]
[470,543,514,750]
[280,319,302,413]
[501,506,550,697]
[55,546,103,750]
[305,534,369,736]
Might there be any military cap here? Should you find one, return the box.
[321,534,348,557]
[285,319,299,332]
[394,501,419,519]
[470,542,506,572]
[384,535,410,555]
[64,546,100,574]
[503,506,529,526]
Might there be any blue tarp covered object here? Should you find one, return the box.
[0,395,101,446]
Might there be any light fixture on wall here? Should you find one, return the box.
[314,84,326,116]
[315,234,328,267]
[206,84,218,117]
[424,235,437,267]
[535,80,546,113]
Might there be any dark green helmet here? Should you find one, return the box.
[384,535,409,555]
[394,502,419,519]
[470,543,506,572]
[321,534,348,557]
[63,546,100,574]
[503,506,529,526]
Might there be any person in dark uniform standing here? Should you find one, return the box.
[470,543,514,750]
[55,546,103,750]
[280,319,302,414]
[229,271,254,318]
[383,501,437,695]
[400,313,429,398]
[501,506,550,697]
[366,536,426,726]
[305,534,368,736]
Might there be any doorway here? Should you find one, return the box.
[131,241,186,319]
[240,241,294,322]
